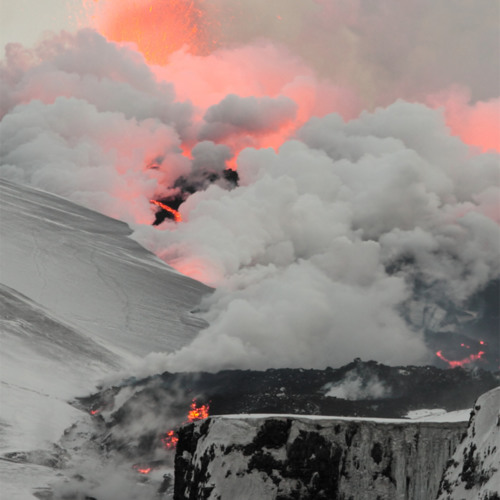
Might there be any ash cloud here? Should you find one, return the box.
[1,7,499,373]
[200,94,297,140]
[138,102,499,372]
[209,0,499,104]
[195,0,500,152]
[0,30,195,224]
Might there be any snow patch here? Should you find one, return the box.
[437,386,500,499]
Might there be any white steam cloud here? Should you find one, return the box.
[200,94,297,140]
[324,371,390,401]
[139,102,499,371]
[1,1,499,373]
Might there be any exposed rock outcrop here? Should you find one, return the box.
[174,416,467,500]
[81,361,498,462]
[437,386,500,500]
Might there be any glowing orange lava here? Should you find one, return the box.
[162,399,209,450]
[84,0,217,64]
[133,465,152,475]
[150,199,182,222]
[187,399,210,422]
[90,409,100,415]
[161,429,179,449]
[436,350,486,368]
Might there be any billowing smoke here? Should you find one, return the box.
[137,101,499,371]
[82,0,500,152]
[324,371,390,401]
[209,0,499,101]
[0,31,192,223]
[1,1,499,372]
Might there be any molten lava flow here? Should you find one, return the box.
[162,399,209,450]
[150,199,182,222]
[133,464,152,475]
[436,350,486,368]
[84,0,218,64]
[161,429,179,450]
[187,399,210,421]
[90,408,100,415]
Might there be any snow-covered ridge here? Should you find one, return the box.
[0,180,210,498]
[0,179,211,359]
[218,410,472,423]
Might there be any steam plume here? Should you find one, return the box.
[1,1,499,372]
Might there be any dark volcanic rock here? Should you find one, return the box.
[77,361,498,461]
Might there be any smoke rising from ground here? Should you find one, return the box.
[324,371,390,401]
[1,2,499,372]
[137,102,499,371]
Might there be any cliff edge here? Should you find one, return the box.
[437,386,500,500]
[174,415,467,500]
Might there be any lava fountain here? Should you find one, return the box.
[82,0,219,64]
[162,399,210,450]
[150,199,182,222]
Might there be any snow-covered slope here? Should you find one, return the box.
[437,386,500,500]
[0,179,210,498]
[0,283,120,451]
[0,179,211,358]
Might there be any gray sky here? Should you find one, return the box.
[0,0,79,50]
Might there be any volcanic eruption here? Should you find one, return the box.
[82,0,218,64]
[1,0,499,372]
[1,3,499,499]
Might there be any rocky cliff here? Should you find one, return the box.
[437,386,500,500]
[174,415,467,500]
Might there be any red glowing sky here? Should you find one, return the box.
[83,0,218,64]
[79,0,499,154]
